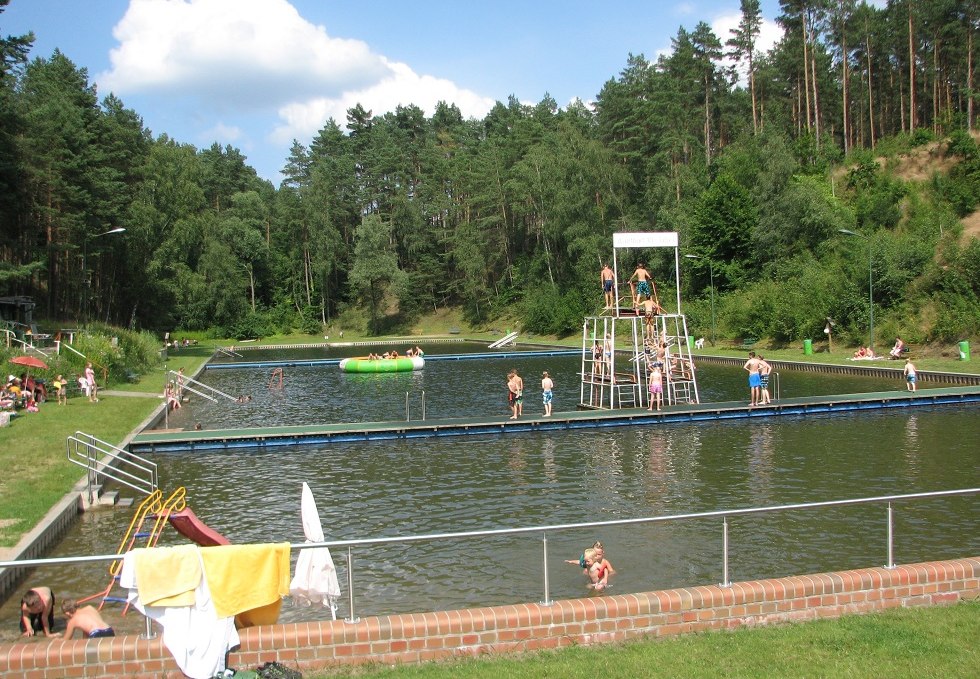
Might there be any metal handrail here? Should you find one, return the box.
[1,487,975,618]
[67,431,159,501]
[167,369,236,402]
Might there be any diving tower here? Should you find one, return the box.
[581,232,699,410]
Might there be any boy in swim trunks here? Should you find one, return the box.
[630,263,653,307]
[904,358,917,392]
[541,371,554,416]
[507,370,523,419]
[601,264,615,309]
[62,598,115,639]
[744,352,762,406]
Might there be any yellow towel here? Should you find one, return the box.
[133,544,201,607]
[200,543,290,620]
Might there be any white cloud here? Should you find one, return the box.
[100,0,390,109]
[99,0,494,155]
[200,122,243,144]
[272,59,495,143]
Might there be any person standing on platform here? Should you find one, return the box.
[601,264,615,309]
[904,358,917,392]
[507,370,523,420]
[759,356,773,404]
[629,262,653,308]
[541,371,554,416]
[648,365,663,411]
[744,352,762,406]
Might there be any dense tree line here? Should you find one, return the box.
[1,0,978,345]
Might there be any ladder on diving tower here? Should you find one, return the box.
[647,313,700,406]
[580,312,699,409]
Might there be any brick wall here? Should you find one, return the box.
[3,557,977,678]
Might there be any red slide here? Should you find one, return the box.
[168,507,231,546]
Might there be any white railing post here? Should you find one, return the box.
[344,547,360,624]
[540,532,553,606]
[885,502,896,569]
[719,516,731,587]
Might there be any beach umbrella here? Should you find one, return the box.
[288,482,341,618]
[9,355,48,370]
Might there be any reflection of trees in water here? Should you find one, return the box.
[507,437,528,483]
[903,414,920,472]
[748,423,775,505]
[541,436,557,484]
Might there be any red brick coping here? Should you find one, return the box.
[4,557,977,678]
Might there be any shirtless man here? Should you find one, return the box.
[507,370,524,419]
[629,262,653,306]
[541,371,554,416]
[744,352,762,406]
[62,598,115,639]
[758,355,772,404]
[600,264,615,309]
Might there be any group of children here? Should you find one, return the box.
[565,541,616,590]
[19,586,115,640]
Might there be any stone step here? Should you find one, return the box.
[117,497,135,508]
[99,490,120,506]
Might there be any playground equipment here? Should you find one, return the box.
[78,487,230,612]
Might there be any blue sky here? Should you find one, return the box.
[3,0,804,183]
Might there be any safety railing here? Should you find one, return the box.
[67,431,159,502]
[167,369,237,403]
[1,487,976,625]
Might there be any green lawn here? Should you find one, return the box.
[309,601,980,678]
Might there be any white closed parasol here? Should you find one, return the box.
[289,482,341,618]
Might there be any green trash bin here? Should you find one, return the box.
[959,340,970,361]
[687,336,695,350]
[803,339,813,355]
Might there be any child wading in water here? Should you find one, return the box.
[566,541,616,590]
[20,587,56,637]
[62,598,115,639]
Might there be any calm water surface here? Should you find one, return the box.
[2,349,977,641]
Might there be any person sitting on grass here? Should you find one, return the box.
[61,598,115,639]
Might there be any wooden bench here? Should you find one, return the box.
[740,337,758,349]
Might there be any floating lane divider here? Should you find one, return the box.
[128,385,980,454]
[205,349,582,370]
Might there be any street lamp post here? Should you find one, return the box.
[82,227,126,325]
[838,229,873,351]
[684,254,716,346]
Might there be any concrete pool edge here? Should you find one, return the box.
[2,556,977,678]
